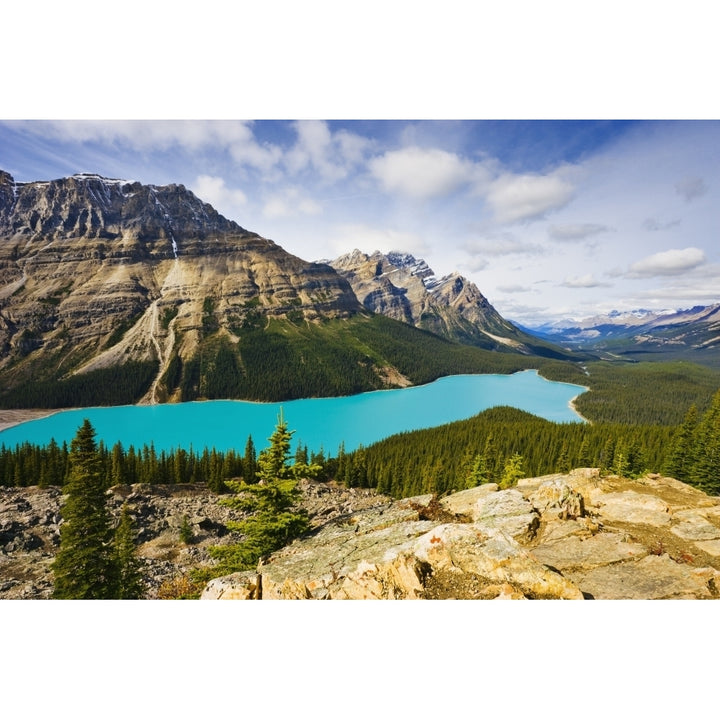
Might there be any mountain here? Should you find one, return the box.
[328,249,575,359]
[0,171,567,409]
[524,304,720,366]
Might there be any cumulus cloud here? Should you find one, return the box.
[191,175,247,218]
[369,146,477,199]
[262,187,322,218]
[627,247,706,278]
[20,120,283,173]
[284,120,371,181]
[548,223,613,241]
[485,171,574,224]
[560,274,612,288]
[675,176,708,202]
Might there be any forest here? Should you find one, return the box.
[1,358,719,497]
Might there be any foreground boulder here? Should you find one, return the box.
[202,470,720,600]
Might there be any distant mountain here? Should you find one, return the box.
[523,304,720,365]
[328,249,576,360]
[0,171,570,409]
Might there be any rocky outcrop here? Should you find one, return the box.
[202,469,720,600]
[0,479,388,599]
[329,249,569,357]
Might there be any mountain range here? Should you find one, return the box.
[0,170,577,409]
[328,249,569,358]
[525,305,720,366]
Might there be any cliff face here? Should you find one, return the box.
[329,249,550,353]
[0,171,362,400]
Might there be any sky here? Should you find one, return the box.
[2,119,718,326]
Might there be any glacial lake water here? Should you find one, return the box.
[0,370,586,454]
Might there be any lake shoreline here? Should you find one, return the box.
[0,409,58,433]
[0,371,589,451]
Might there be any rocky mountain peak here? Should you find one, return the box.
[328,248,545,352]
[0,170,252,253]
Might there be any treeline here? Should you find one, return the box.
[0,361,158,409]
[0,433,334,492]
[338,406,677,498]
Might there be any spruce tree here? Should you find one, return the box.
[209,412,309,574]
[52,419,117,599]
[113,504,145,599]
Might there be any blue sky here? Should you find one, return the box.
[2,119,718,325]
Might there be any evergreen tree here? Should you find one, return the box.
[689,390,720,494]
[243,435,257,483]
[499,453,525,489]
[52,419,117,599]
[208,412,310,574]
[664,405,698,480]
[113,504,145,599]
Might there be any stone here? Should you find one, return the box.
[200,571,259,600]
[694,539,720,556]
[530,532,648,571]
[571,554,720,600]
[594,490,671,526]
[439,484,498,517]
[670,513,720,541]
[528,478,585,519]
[473,489,539,540]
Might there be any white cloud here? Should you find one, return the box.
[19,120,283,173]
[627,247,706,278]
[369,146,476,199]
[191,175,247,219]
[548,223,613,241]
[675,175,708,202]
[284,120,371,181]
[561,274,612,288]
[486,171,575,224]
[262,187,323,218]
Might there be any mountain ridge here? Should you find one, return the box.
[0,169,577,408]
[328,248,575,360]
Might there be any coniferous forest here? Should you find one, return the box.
[1,359,719,498]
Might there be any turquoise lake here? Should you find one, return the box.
[0,370,586,454]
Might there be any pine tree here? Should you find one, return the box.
[52,419,117,599]
[209,412,310,574]
[113,504,145,599]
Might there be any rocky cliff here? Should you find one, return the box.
[0,171,367,402]
[329,249,572,358]
[202,470,720,600]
